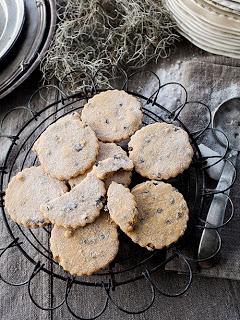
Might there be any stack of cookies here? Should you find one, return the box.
[5,90,193,276]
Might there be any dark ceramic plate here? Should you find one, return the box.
[0,0,56,99]
[0,0,25,61]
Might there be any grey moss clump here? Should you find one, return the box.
[40,0,179,93]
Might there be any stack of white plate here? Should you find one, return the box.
[165,0,240,58]
[0,0,56,100]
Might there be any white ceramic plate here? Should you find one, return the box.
[166,0,240,58]
[169,0,240,36]
[0,0,25,61]
[169,0,240,45]
[211,0,240,12]
[179,0,240,32]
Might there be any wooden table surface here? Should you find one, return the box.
[1,41,240,320]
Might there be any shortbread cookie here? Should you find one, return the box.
[107,182,138,232]
[33,112,99,180]
[68,142,132,189]
[126,181,189,250]
[128,123,194,180]
[5,166,68,228]
[69,168,132,190]
[81,90,143,142]
[92,155,133,180]
[41,173,106,229]
[105,170,132,190]
[50,212,119,276]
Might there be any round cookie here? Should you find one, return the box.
[107,182,138,232]
[81,90,143,142]
[68,142,132,189]
[50,212,119,276]
[127,181,189,250]
[41,173,106,229]
[33,112,99,180]
[128,123,194,180]
[5,166,68,228]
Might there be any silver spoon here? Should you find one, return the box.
[198,97,239,268]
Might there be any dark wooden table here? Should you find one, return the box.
[1,41,240,320]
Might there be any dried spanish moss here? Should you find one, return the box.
[41,0,180,93]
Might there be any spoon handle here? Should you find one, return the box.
[198,152,238,267]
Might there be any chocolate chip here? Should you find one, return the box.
[153,182,159,186]
[100,234,106,240]
[46,204,53,211]
[139,158,144,163]
[113,155,121,160]
[96,196,105,207]
[95,161,99,167]
[170,198,175,205]
[177,212,183,219]
[146,243,155,250]
[64,202,78,212]
[30,219,44,225]
[157,208,163,214]
[74,143,84,152]
[128,147,133,151]
[119,103,123,107]
[165,219,172,225]
[105,119,109,124]
[174,127,179,132]
[139,218,145,224]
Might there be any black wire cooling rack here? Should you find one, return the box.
[0,68,237,318]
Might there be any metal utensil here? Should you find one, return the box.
[198,97,240,267]
[0,0,47,98]
[0,0,56,100]
[0,0,25,61]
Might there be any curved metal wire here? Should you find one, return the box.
[143,253,193,297]
[93,64,128,95]
[181,101,212,139]
[196,194,234,229]
[103,273,155,314]
[0,239,34,286]
[0,72,237,318]
[65,280,109,319]
[202,157,237,196]
[122,70,161,105]
[28,84,68,110]
[158,82,188,113]
[196,128,229,170]
[176,229,222,263]
[28,262,67,311]
[0,107,37,141]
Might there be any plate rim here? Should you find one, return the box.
[0,0,25,61]
[0,0,56,100]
